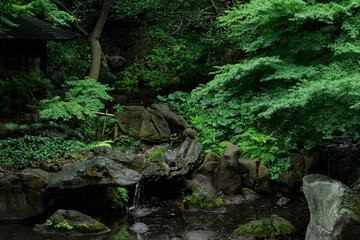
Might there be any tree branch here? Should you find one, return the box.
[91,0,112,39]
[210,0,219,16]
[56,1,88,38]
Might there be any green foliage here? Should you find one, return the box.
[54,220,73,230]
[114,134,141,152]
[107,187,129,209]
[0,71,53,113]
[147,147,167,162]
[0,135,82,169]
[115,187,129,203]
[238,128,292,179]
[183,187,223,208]
[109,0,231,96]
[0,0,73,32]
[210,0,360,149]
[46,219,53,226]
[158,91,293,176]
[39,77,112,121]
[159,0,360,176]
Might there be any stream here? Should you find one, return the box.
[0,194,309,240]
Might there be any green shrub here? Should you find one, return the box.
[39,77,113,122]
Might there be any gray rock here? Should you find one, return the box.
[49,156,141,189]
[188,174,218,201]
[167,140,204,179]
[184,127,197,140]
[290,152,319,181]
[238,158,259,189]
[34,209,110,236]
[276,197,290,207]
[193,152,221,184]
[303,174,360,240]
[184,230,219,240]
[215,144,242,194]
[142,162,169,181]
[150,104,188,129]
[131,222,148,234]
[77,146,146,170]
[273,170,300,193]
[114,106,171,143]
[162,151,178,167]
[232,216,295,238]
[255,165,272,193]
[0,168,50,221]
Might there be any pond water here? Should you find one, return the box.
[0,194,309,240]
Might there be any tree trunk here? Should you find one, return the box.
[87,0,112,80]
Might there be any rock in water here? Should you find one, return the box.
[34,209,110,236]
[131,222,149,234]
[303,174,360,240]
[184,230,219,240]
[232,216,295,239]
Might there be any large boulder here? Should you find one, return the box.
[303,174,360,240]
[48,156,141,189]
[0,168,50,221]
[34,209,110,237]
[214,144,242,195]
[114,106,171,143]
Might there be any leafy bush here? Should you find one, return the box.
[157,92,293,178]
[0,135,82,169]
[39,77,112,121]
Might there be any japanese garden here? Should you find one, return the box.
[1,0,360,239]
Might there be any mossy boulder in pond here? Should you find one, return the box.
[34,209,111,236]
[233,216,295,239]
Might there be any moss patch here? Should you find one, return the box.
[241,188,257,195]
[233,216,295,237]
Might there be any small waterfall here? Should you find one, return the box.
[132,180,142,209]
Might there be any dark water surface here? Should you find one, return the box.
[0,194,309,240]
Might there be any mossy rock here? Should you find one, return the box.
[34,209,111,236]
[233,216,295,238]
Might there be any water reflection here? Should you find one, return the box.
[0,194,309,240]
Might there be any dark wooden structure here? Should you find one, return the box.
[0,14,78,74]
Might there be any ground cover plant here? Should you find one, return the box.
[0,135,82,169]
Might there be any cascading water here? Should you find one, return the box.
[132,181,142,209]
